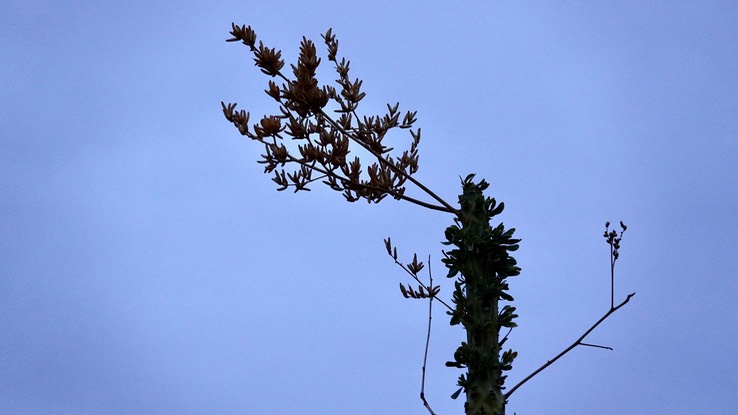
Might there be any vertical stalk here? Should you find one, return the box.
[444,175,520,415]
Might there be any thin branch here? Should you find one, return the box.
[237,122,451,211]
[270,55,458,214]
[386,251,453,312]
[279,151,451,212]
[499,327,514,347]
[505,221,633,399]
[579,342,613,351]
[420,255,436,415]
[317,108,458,214]
[610,241,615,309]
[505,293,635,399]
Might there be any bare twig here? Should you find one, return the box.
[420,255,436,415]
[504,293,634,399]
[499,327,514,347]
[579,342,613,351]
[610,246,615,309]
[505,221,634,399]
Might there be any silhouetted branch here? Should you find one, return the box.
[505,221,634,399]
[264,74,441,208]
[272,148,450,211]
[222,23,457,214]
[316,111,458,213]
[579,342,613,350]
[384,238,453,312]
[505,292,634,399]
[420,255,437,415]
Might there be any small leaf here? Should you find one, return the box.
[408,253,424,274]
[399,283,409,299]
[500,292,514,301]
[450,387,463,400]
[490,201,505,216]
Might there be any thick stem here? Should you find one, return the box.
[462,217,505,415]
[464,289,504,414]
[451,178,515,415]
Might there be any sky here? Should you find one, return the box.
[2,1,737,414]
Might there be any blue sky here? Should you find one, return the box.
[2,1,737,414]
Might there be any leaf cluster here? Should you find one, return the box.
[604,220,627,260]
[384,239,447,305]
[400,283,440,299]
[223,23,429,206]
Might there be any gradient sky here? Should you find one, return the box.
[2,2,737,414]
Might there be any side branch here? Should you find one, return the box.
[222,24,458,215]
[280,150,452,212]
[384,238,453,312]
[505,221,632,399]
[504,292,635,399]
[317,110,458,214]
[420,255,437,415]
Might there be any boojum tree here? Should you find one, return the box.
[221,23,634,415]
